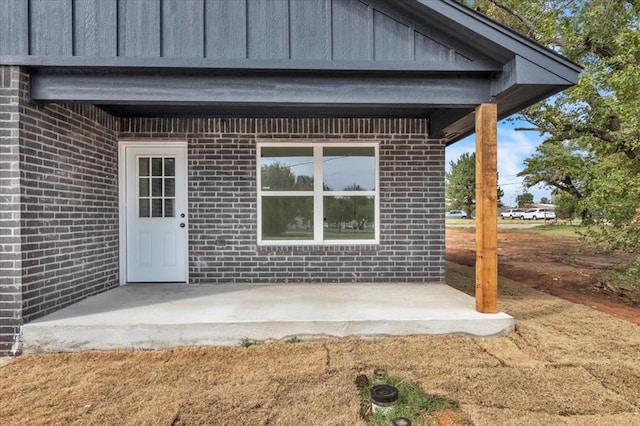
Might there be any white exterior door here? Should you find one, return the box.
[124,144,188,282]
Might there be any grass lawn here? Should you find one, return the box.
[447,219,584,238]
[500,223,583,238]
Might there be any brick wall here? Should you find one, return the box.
[0,66,24,355]
[3,89,446,355]
[19,95,120,322]
[120,117,445,284]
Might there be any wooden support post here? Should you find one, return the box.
[475,103,498,313]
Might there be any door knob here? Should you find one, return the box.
[180,223,185,228]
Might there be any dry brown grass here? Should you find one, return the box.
[2,263,640,425]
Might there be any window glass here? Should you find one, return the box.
[152,199,163,217]
[261,196,314,240]
[258,144,377,244]
[139,199,150,218]
[139,158,150,177]
[323,146,375,191]
[152,178,163,197]
[138,156,176,218]
[151,158,163,176]
[165,178,175,197]
[323,196,375,240]
[164,158,175,177]
[261,146,314,191]
[164,199,175,217]
[139,178,149,197]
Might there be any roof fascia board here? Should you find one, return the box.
[494,55,574,95]
[413,0,581,83]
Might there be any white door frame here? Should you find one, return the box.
[118,140,189,285]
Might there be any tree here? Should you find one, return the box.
[516,192,534,208]
[324,184,374,232]
[446,152,504,215]
[552,190,580,221]
[539,196,550,204]
[459,0,640,254]
[517,138,595,219]
[446,153,476,215]
[261,163,313,236]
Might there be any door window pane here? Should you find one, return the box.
[323,146,375,191]
[151,178,163,197]
[164,199,175,217]
[139,158,150,176]
[323,196,375,240]
[139,199,150,218]
[139,178,149,197]
[262,196,313,240]
[152,158,163,176]
[152,199,163,217]
[164,158,175,177]
[261,146,314,191]
[164,178,175,197]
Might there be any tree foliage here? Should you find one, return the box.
[446,152,504,214]
[515,192,534,208]
[261,163,311,235]
[460,0,640,254]
[552,191,579,220]
[446,153,476,214]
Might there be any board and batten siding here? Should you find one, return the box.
[0,0,480,63]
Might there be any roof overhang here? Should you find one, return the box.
[0,0,581,145]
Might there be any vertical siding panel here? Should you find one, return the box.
[246,0,289,59]
[205,0,246,59]
[290,0,330,60]
[331,0,370,60]
[0,0,29,55]
[118,0,161,57]
[30,0,73,56]
[73,0,117,57]
[414,31,451,62]
[162,0,204,58]
[373,10,411,61]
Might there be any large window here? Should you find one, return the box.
[258,143,379,245]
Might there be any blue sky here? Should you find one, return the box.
[445,115,551,207]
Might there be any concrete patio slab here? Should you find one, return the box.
[22,283,514,353]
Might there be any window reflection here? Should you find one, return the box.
[323,196,375,240]
[139,199,150,218]
[151,158,163,176]
[139,158,149,177]
[323,146,375,191]
[262,196,314,240]
[261,147,314,191]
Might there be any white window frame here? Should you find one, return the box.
[257,141,380,246]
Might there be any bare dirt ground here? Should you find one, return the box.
[1,234,640,425]
[447,228,640,325]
